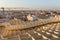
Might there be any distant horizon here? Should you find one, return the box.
[0,7,60,10]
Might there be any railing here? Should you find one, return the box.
[0,16,60,30]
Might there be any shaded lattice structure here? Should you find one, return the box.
[0,22,60,40]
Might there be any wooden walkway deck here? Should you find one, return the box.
[0,22,60,40]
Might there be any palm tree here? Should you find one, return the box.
[1,7,4,14]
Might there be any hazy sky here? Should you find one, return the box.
[0,0,60,9]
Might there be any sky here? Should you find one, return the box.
[0,0,60,9]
